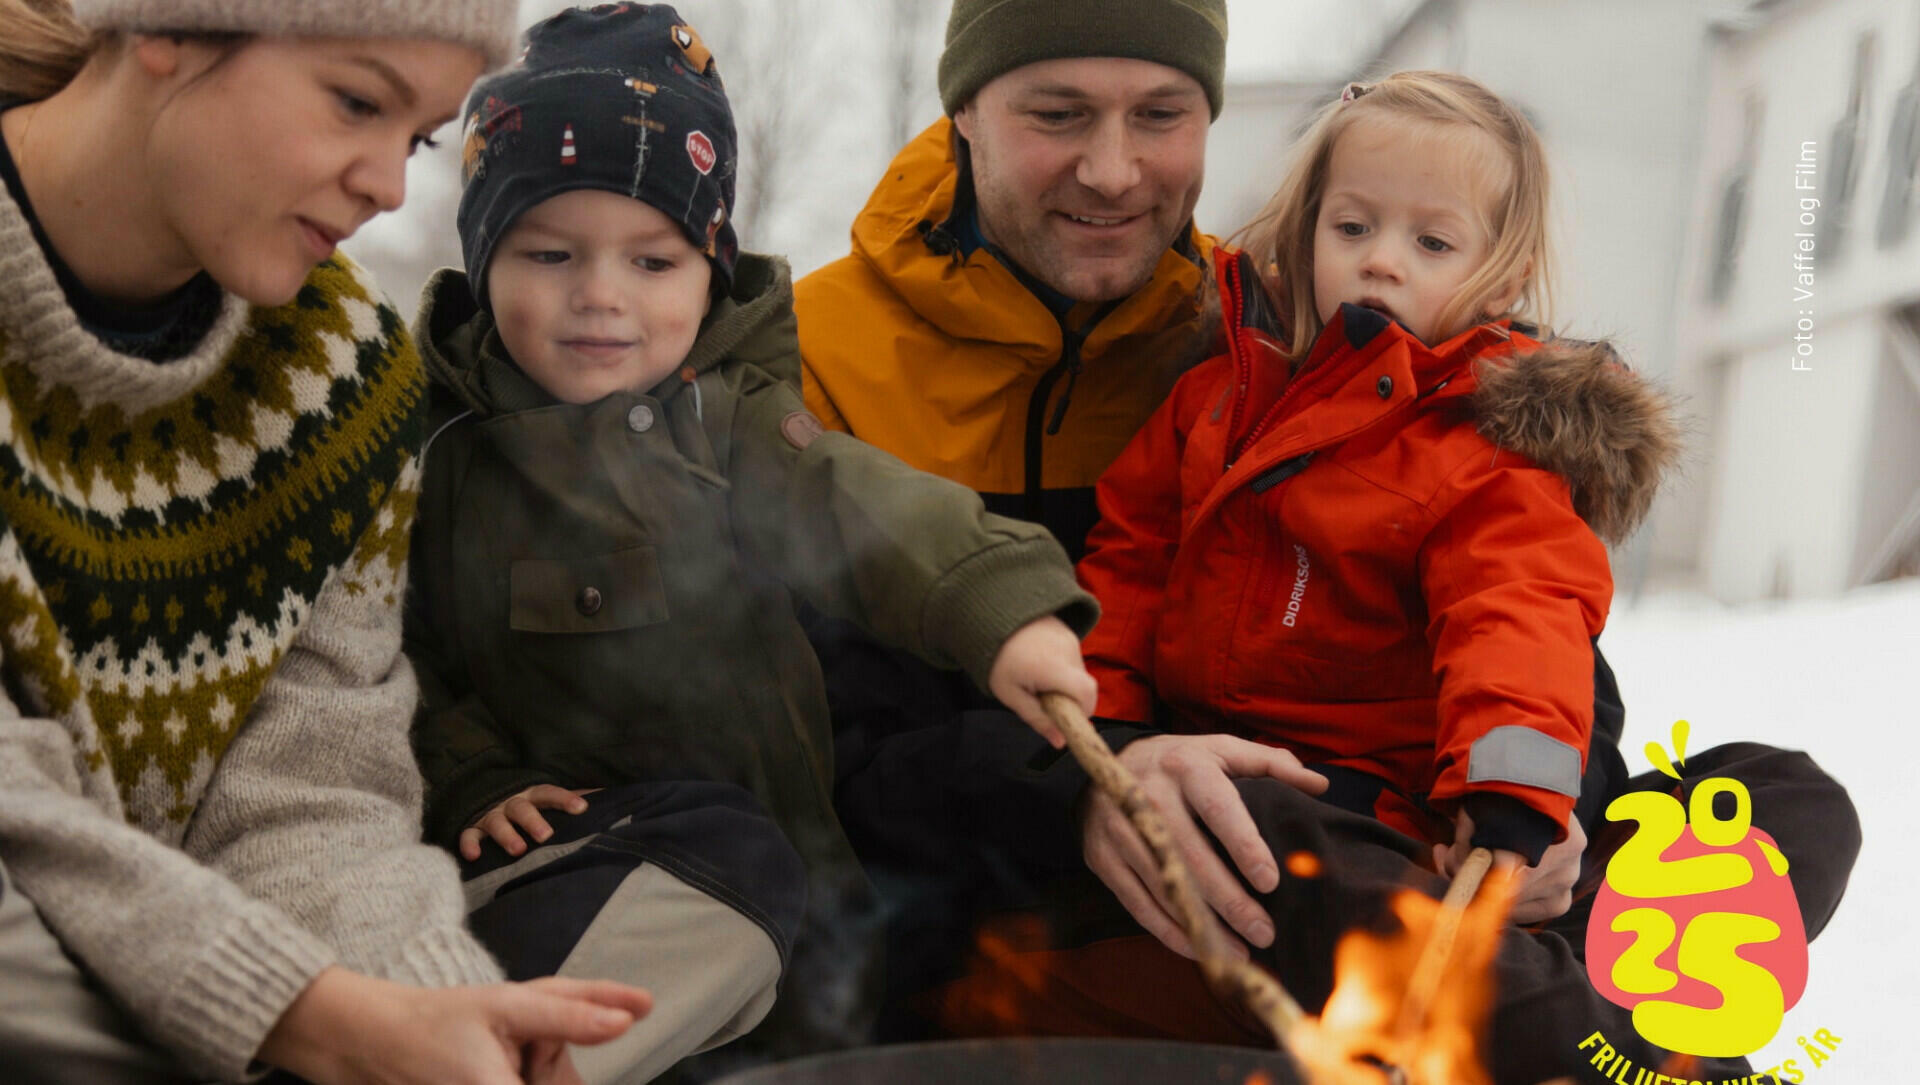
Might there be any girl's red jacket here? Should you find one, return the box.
[1078,249,1678,847]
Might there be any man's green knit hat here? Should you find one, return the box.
[937,0,1227,118]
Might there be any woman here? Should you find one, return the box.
[0,2,650,1082]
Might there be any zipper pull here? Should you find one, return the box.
[1250,451,1316,494]
[917,219,959,258]
[1046,358,1081,435]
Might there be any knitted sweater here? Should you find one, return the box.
[0,181,500,1081]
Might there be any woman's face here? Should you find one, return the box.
[144,36,484,306]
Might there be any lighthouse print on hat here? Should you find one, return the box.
[560,124,577,165]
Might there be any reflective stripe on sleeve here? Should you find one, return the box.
[1465,725,1582,797]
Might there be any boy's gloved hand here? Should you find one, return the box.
[462,786,599,861]
[987,614,1098,749]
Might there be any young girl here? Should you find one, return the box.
[0,2,649,1081]
[1079,70,1679,878]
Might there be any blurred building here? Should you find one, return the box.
[1207,0,1917,603]
[1672,0,1920,602]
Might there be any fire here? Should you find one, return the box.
[937,912,1057,1035]
[1283,863,1518,1085]
[940,862,1520,1085]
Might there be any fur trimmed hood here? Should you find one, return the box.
[1469,339,1681,546]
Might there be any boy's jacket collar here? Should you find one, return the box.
[415,251,797,419]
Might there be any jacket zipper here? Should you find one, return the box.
[1220,255,1319,467]
[1023,327,1085,520]
[1223,254,1324,468]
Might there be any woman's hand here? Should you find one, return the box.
[986,615,1098,749]
[460,786,596,861]
[260,967,652,1085]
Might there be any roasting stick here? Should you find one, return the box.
[1394,845,1496,1039]
[1039,692,1309,1049]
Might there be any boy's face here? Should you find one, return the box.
[488,189,712,405]
[1311,116,1509,345]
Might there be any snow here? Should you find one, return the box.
[1601,579,1920,1079]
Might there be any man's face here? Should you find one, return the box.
[953,57,1209,303]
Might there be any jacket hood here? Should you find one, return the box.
[1468,337,1681,547]
[415,250,799,418]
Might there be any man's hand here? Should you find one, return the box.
[461,786,595,861]
[987,615,1098,749]
[260,967,652,1085]
[1080,733,1327,958]
[1433,808,1586,924]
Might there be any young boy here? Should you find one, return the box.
[404,6,1098,1081]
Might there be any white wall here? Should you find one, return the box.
[1673,0,1920,601]
[1194,80,1324,239]
[1700,312,1880,599]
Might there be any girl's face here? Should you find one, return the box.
[144,36,483,306]
[1311,116,1512,345]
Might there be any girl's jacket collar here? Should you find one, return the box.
[1216,248,1680,545]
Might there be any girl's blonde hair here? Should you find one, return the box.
[1238,70,1555,359]
[0,0,95,100]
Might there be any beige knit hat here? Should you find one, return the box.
[68,0,521,70]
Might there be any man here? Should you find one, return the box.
[793,1,1857,1075]
[799,0,1224,562]
[794,0,1262,1039]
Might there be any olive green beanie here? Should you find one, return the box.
[937,0,1227,118]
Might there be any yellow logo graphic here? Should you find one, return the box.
[1586,722,1809,1058]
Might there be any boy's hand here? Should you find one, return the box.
[1434,807,1585,923]
[987,615,1098,749]
[461,786,595,861]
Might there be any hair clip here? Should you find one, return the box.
[1340,81,1369,103]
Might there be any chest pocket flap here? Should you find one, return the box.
[509,545,670,634]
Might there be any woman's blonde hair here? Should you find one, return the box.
[1237,70,1556,359]
[0,0,96,100]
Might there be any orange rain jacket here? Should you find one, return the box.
[1079,250,1677,849]
[797,119,1217,559]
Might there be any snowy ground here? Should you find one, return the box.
[1600,579,1919,1080]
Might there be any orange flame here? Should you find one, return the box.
[936,912,1057,1035]
[940,861,1519,1085]
[1287,864,1518,1085]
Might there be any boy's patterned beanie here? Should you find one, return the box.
[68,0,520,69]
[937,0,1228,118]
[456,3,739,306]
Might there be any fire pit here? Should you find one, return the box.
[712,1038,1303,1085]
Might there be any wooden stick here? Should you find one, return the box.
[1394,846,1496,1038]
[1039,693,1309,1049]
